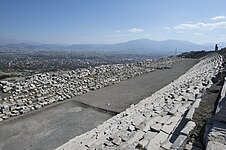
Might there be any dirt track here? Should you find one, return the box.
[0,58,198,150]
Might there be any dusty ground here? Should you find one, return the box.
[72,59,198,113]
[0,101,113,150]
[0,58,198,150]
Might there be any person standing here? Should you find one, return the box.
[215,44,218,51]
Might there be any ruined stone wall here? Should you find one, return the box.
[205,75,226,150]
[0,58,177,121]
[56,54,223,150]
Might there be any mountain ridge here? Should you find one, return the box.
[0,38,216,55]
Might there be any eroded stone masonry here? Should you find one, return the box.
[56,54,223,150]
[0,57,177,121]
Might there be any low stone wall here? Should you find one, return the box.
[205,75,226,150]
[56,54,223,150]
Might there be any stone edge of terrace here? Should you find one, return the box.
[56,53,223,150]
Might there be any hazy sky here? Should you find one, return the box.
[0,0,226,44]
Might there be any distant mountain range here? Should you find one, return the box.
[0,38,223,55]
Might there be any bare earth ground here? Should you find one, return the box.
[73,59,199,113]
[0,59,198,150]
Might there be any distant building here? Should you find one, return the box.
[215,44,218,51]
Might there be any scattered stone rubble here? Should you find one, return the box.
[0,57,177,121]
[55,54,223,150]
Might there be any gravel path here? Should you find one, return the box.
[0,58,198,150]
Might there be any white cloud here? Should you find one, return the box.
[163,27,170,30]
[103,34,130,38]
[211,16,226,21]
[115,30,121,33]
[128,28,144,33]
[193,32,203,35]
[174,21,226,30]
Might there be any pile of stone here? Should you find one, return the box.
[0,57,178,121]
[55,54,223,150]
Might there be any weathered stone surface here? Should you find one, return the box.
[177,106,188,114]
[138,138,149,148]
[168,103,182,115]
[185,105,195,121]
[180,121,196,135]
[207,121,226,145]
[143,131,158,140]
[206,140,226,150]
[128,125,136,132]
[151,123,163,132]
[170,134,187,150]
[118,131,131,142]
[146,131,169,150]
[127,130,145,144]
[112,136,121,146]
[193,98,201,108]
[161,139,172,150]
[215,78,226,114]
[55,54,223,150]
[161,116,180,134]
[117,143,130,150]
[157,115,171,124]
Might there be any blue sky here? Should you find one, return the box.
[0,0,226,44]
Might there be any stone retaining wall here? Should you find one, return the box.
[56,54,223,150]
[205,75,226,150]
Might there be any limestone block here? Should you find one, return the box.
[118,131,133,142]
[2,115,9,120]
[142,117,158,132]
[112,136,121,146]
[118,143,135,150]
[161,116,181,134]
[143,131,158,140]
[185,106,195,121]
[168,103,182,115]
[170,134,187,150]
[146,131,168,150]
[34,104,42,109]
[127,130,145,144]
[157,115,171,124]
[138,138,149,148]
[180,121,196,135]
[127,124,135,132]
[177,106,188,114]
[161,139,172,150]
[150,123,163,132]
[193,98,201,108]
